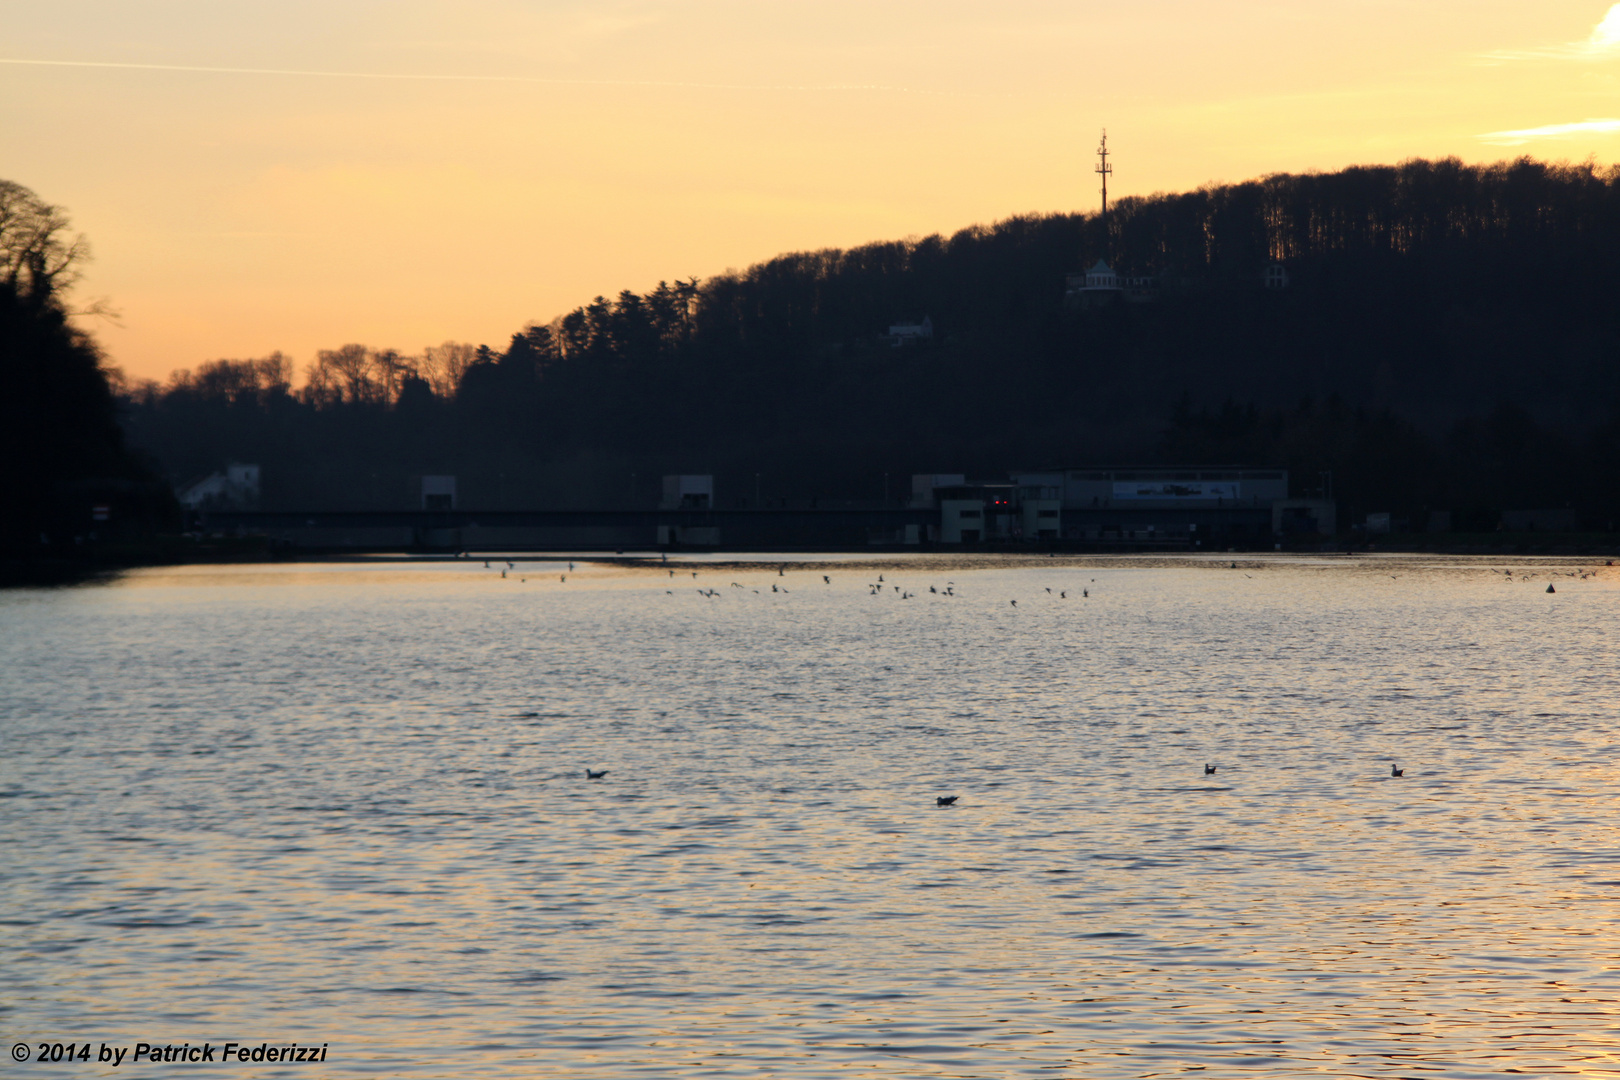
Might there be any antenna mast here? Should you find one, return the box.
[1095,128,1113,232]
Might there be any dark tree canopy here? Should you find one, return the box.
[0,181,173,561]
[121,157,1620,528]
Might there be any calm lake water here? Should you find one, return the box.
[3,554,1618,1078]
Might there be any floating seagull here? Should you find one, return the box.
[1391,764,1403,777]
[1204,764,1217,775]
[936,796,958,806]
[585,768,608,779]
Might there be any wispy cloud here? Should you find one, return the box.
[0,56,950,96]
[1483,3,1620,61]
[1478,117,1620,146]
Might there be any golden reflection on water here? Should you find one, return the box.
[2,553,1618,1077]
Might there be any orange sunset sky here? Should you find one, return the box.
[6,1,1620,383]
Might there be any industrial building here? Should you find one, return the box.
[923,467,1331,546]
[186,467,1330,553]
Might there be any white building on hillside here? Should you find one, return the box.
[178,463,260,509]
[886,316,933,347]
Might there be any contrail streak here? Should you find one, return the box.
[0,56,948,96]
[1478,118,1620,145]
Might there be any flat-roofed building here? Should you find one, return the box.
[935,483,1053,543]
[660,475,714,510]
[1026,468,1287,509]
[420,474,456,511]
[1008,467,1297,546]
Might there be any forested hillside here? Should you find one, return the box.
[123,156,1620,527]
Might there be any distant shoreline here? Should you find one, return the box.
[8,536,1616,587]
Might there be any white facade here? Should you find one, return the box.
[421,475,457,510]
[660,475,714,510]
[1084,259,1119,289]
[1022,499,1062,540]
[1064,259,1127,308]
[178,463,260,509]
[939,499,986,543]
[886,316,934,346]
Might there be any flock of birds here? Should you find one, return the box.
[576,762,1410,802]
[475,558,1109,604]
[476,558,1609,601]
[1488,564,1609,593]
[515,557,1598,796]
[925,761,1410,809]
[485,558,577,584]
[655,566,1100,604]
